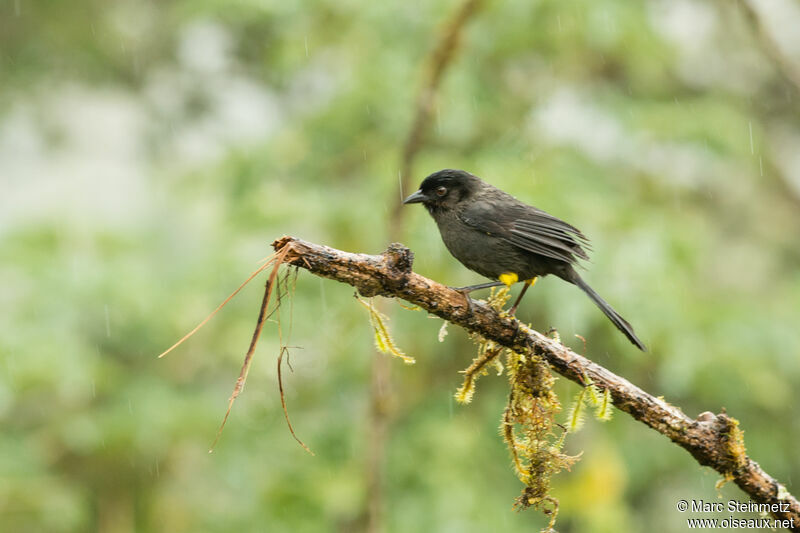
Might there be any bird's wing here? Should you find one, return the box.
[458,198,591,264]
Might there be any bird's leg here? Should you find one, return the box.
[451,280,506,293]
[508,277,537,316]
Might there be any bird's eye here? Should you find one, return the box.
[436,186,447,197]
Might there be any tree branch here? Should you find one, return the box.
[273,235,800,528]
[739,0,800,93]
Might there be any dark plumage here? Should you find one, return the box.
[403,169,646,351]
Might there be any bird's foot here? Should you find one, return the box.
[449,281,507,315]
[450,287,472,314]
[510,316,521,340]
[449,286,474,314]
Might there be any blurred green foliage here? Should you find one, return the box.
[2,0,800,531]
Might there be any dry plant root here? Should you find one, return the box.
[157,243,313,454]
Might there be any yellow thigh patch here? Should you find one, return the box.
[499,272,519,287]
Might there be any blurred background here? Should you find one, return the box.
[2,0,800,531]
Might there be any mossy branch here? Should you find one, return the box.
[272,235,799,529]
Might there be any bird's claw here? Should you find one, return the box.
[509,316,523,342]
[450,286,474,314]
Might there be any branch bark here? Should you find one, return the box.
[273,235,800,529]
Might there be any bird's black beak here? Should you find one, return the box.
[403,189,427,204]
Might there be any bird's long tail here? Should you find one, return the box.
[570,273,647,351]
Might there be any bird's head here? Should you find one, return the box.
[403,169,482,212]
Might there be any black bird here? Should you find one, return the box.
[403,169,646,351]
